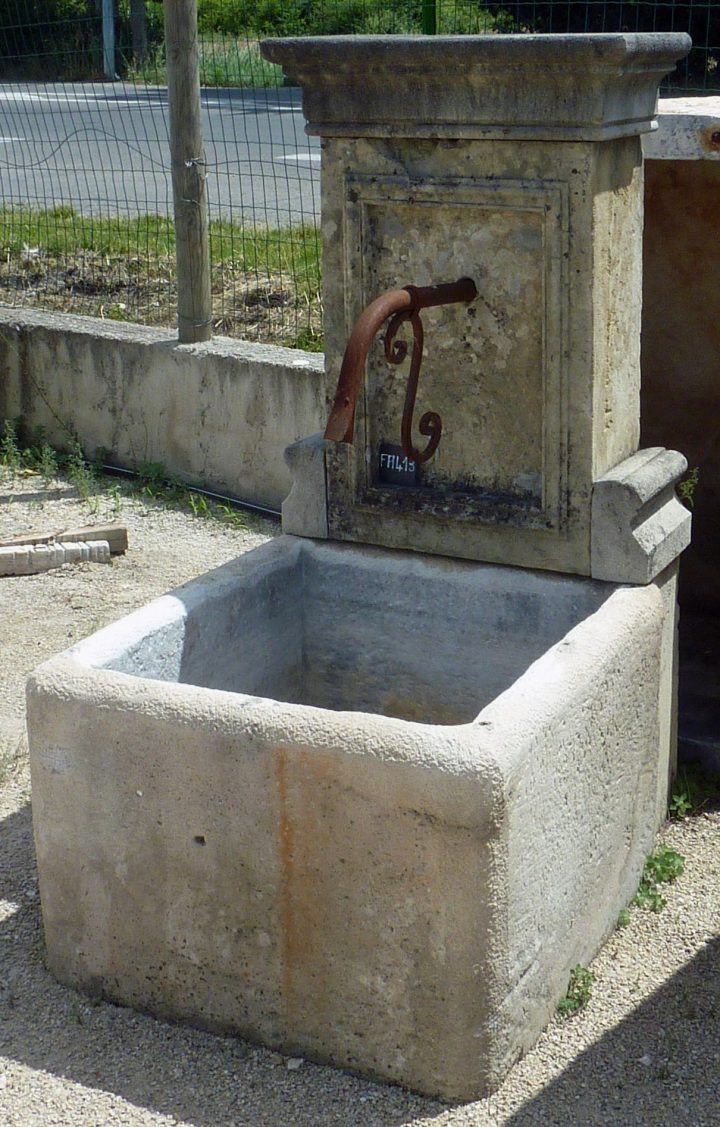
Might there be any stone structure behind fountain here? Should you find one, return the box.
[27,34,692,1101]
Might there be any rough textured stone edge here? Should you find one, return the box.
[262,33,691,140]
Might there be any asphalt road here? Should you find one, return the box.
[0,81,320,226]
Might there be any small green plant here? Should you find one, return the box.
[63,438,97,502]
[34,438,59,483]
[1,418,58,480]
[633,845,685,912]
[136,459,173,500]
[103,302,131,322]
[104,481,124,517]
[645,845,685,884]
[187,490,210,519]
[2,425,255,530]
[668,764,720,819]
[292,326,324,353]
[0,417,22,472]
[616,907,631,929]
[134,460,251,530]
[632,881,667,913]
[557,965,595,1018]
[669,783,694,820]
[677,466,699,509]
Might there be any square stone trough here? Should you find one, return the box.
[27,534,671,1100]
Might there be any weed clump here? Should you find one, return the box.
[632,845,685,913]
[557,965,595,1019]
[1,419,254,530]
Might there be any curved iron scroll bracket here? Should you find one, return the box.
[324,276,477,465]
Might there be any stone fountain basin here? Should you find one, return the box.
[27,535,670,1099]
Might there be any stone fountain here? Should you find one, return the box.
[27,34,691,1101]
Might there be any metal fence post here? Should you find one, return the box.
[102,0,117,79]
[421,0,437,35]
[163,0,213,343]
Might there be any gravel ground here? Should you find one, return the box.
[0,468,719,1127]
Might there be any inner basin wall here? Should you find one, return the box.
[26,535,672,1098]
[87,537,618,725]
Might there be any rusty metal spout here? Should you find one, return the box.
[324,277,477,465]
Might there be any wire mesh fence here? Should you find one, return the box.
[0,1,716,348]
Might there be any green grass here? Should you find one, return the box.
[130,460,256,530]
[129,39,284,88]
[0,206,176,260]
[200,39,283,88]
[0,206,322,349]
[0,206,320,278]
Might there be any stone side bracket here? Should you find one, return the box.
[591,447,691,583]
[282,433,330,539]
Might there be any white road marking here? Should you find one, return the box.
[276,152,321,163]
[0,91,44,101]
[0,90,162,109]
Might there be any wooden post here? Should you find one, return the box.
[163,0,212,343]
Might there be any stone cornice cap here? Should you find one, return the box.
[261,33,691,141]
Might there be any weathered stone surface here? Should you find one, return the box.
[262,34,691,140]
[282,434,329,538]
[27,536,673,1101]
[591,447,692,583]
[265,34,691,576]
[318,133,651,572]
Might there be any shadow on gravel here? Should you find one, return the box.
[0,486,69,505]
[0,802,444,1127]
[507,935,720,1127]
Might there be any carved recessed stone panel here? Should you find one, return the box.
[339,175,568,533]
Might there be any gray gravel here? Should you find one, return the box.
[1,468,719,1127]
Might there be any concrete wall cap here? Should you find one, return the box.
[262,33,691,140]
[645,96,720,159]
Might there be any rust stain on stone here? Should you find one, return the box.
[275,746,298,1012]
[700,125,720,153]
[276,748,331,1018]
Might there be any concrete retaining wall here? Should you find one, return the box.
[0,311,325,512]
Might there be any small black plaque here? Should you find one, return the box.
[378,443,418,486]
